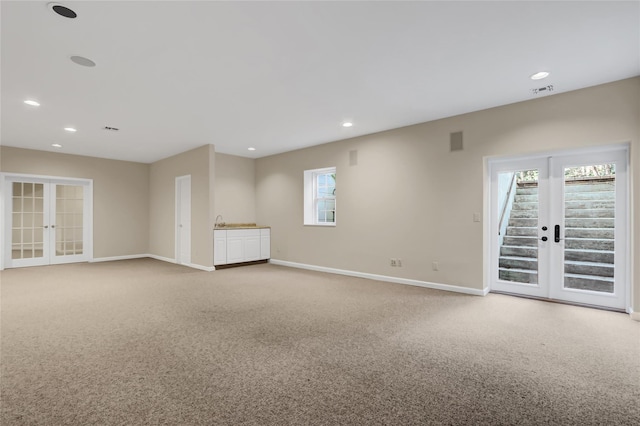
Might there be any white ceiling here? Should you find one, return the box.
[2,1,639,163]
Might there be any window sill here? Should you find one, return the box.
[304,223,336,227]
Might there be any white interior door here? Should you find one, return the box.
[547,149,628,309]
[4,175,92,268]
[490,146,628,311]
[175,175,191,265]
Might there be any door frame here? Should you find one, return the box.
[484,143,631,312]
[1,172,94,270]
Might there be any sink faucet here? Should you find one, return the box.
[215,215,225,228]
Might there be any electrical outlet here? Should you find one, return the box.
[432,261,439,271]
[397,259,402,267]
[390,258,397,267]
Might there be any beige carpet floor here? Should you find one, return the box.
[1,258,639,425]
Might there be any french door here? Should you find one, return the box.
[490,146,628,310]
[3,175,92,268]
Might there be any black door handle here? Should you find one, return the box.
[541,236,548,242]
[554,225,560,243]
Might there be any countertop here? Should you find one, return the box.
[214,223,270,230]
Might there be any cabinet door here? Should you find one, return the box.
[226,236,244,264]
[244,236,261,261]
[213,230,227,266]
[260,229,270,260]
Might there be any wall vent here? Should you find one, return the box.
[450,131,463,152]
[349,150,358,166]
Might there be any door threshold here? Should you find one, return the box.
[489,290,626,313]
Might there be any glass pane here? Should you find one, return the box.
[13,182,22,196]
[563,164,615,293]
[10,182,46,261]
[497,170,539,284]
[53,185,84,258]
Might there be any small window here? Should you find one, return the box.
[304,167,336,226]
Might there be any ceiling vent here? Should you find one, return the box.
[532,85,554,95]
[48,3,77,19]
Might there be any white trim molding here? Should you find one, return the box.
[270,259,489,296]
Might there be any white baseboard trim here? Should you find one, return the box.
[90,254,148,263]
[92,254,215,272]
[269,259,488,296]
[630,309,640,322]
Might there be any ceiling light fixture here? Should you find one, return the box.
[48,3,77,19]
[64,127,77,132]
[342,122,353,128]
[530,71,550,80]
[248,147,256,151]
[51,143,63,148]
[70,56,96,67]
[24,100,40,107]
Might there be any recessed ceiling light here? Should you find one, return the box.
[24,100,40,107]
[51,143,63,148]
[64,127,77,132]
[70,56,96,67]
[48,3,77,19]
[530,71,550,80]
[342,122,353,128]
[248,147,256,151]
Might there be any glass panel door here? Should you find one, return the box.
[549,150,627,310]
[491,158,549,298]
[10,182,48,267]
[491,147,628,311]
[4,177,91,268]
[53,184,84,259]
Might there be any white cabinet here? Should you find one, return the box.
[214,228,270,266]
[214,230,227,265]
[260,229,270,260]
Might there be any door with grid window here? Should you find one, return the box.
[4,176,92,268]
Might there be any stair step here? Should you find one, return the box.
[515,187,538,195]
[565,249,614,264]
[565,238,614,251]
[564,182,614,193]
[563,274,613,293]
[506,226,538,237]
[564,260,614,278]
[564,191,614,201]
[511,201,538,211]
[565,228,614,239]
[508,218,538,227]
[499,256,538,270]
[565,200,614,210]
[564,208,614,218]
[510,209,538,218]
[514,194,539,203]
[565,218,614,228]
[500,245,538,258]
[503,236,538,247]
[498,268,538,284]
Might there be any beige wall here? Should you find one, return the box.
[149,144,215,267]
[0,146,150,258]
[214,153,256,224]
[256,77,640,311]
